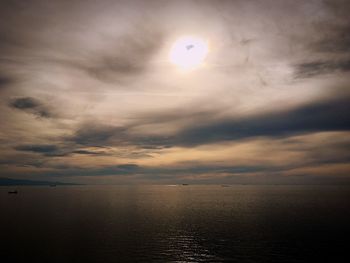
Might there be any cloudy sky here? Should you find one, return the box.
[1,0,349,184]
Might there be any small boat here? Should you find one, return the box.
[8,190,18,194]
[49,184,57,187]
[182,183,189,186]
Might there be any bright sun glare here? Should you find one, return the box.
[169,36,208,70]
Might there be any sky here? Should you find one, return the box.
[0,0,349,184]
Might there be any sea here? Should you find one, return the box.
[1,185,349,262]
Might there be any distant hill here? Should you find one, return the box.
[0,177,79,186]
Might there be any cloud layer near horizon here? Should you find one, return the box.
[1,0,349,184]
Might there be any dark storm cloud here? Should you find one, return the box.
[9,97,54,118]
[295,60,350,78]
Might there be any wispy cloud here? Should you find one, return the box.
[9,97,54,118]
[0,0,349,184]
[66,96,350,148]
[295,60,350,78]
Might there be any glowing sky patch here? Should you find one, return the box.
[169,36,208,70]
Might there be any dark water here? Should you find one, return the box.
[1,185,350,262]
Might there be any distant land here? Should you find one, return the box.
[0,178,80,186]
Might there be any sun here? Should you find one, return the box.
[169,36,208,70]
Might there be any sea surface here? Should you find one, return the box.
[1,185,349,262]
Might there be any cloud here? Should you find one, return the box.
[71,125,127,146]
[47,163,141,177]
[294,60,350,78]
[7,160,349,185]
[67,96,350,150]
[10,97,40,109]
[9,97,54,118]
[311,20,350,54]
[0,75,12,89]
[72,149,106,155]
[14,143,113,157]
[1,0,350,184]
[13,144,74,157]
[14,144,59,154]
[81,29,164,82]
[23,162,265,178]
[167,96,350,146]
[3,131,350,184]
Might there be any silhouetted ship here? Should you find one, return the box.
[182,184,189,186]
[49,184,57,187]
[8,190,18,194]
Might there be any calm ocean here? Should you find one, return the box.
[1,185,349,262]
